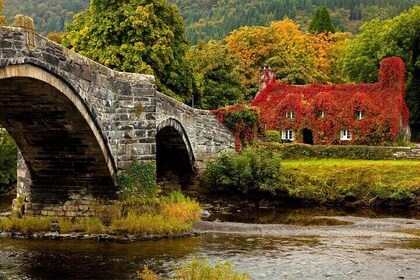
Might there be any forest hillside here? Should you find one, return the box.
[4,0,420,42]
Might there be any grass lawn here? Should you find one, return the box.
[278,159,420,204]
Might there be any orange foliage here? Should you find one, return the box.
[225,19,348,96]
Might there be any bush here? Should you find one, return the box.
[212,104,261,149]
[265,130,281,142]
[0,129,17,193]
[118,158,158,199]
[203,147,282,196]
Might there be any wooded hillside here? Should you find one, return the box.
[168,0,420,43]
[3,0,89,34]
[3,0,420,41]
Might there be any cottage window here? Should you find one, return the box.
[281,130,295,141]
[286,111,295,119]
[316,110,325,118]
[356,110,364,120]
[340,130,352,141]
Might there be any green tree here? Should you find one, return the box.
[186,40,244,109]
[0,0,6,25]
[63,0,197,102]
[308,7,335,34]
[0,130,17,194]
[341,6,420,139]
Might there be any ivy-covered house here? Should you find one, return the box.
[251,57,410,145]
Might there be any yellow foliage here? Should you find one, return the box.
[225,19,349,91]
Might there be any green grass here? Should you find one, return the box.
[279,159,420,204]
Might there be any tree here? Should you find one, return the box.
[340,6,420,139]
[63,0,197,102]
[225,19,347,99]
[308,7,335,34]
[0,0,6,25]
[186,40,244,109]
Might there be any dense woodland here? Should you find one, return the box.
[167,0,420,43]
[3,0,420,41]
[3,0,89,34]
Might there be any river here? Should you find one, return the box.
[1,195,419,279]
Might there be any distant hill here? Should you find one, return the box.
[3,0,420,42]
[167,0,420,43]
[3,0,89,35]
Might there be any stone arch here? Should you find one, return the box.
[0,64,117,204]
[156,117,195,167]
[156,118,195,185]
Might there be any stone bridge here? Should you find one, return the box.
[0,18,235,216]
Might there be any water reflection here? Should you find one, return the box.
[1,234,418,280]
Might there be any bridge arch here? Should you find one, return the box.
[0,64,117,203]
[156,118,195,185]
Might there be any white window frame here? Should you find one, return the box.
[286,111,295,119]
[356,110,364,120]
[340,130,352,141]
[281,130,295,141]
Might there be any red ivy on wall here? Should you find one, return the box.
[212,104,261,149]
[250,57,410,145]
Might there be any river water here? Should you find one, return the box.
[1,195,420,280]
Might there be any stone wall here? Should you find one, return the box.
[391,147,420,159]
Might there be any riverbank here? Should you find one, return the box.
[203,144,420,208]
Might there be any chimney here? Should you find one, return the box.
[256,67,276,98]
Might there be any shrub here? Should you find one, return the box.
[254,142,412,160]
[203,147,282,196]
[265,130,281,142]
[0,129,17,194]
[118,158,158,199]
[212,104,261,149]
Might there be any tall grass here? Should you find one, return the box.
[138,259,251,280]
[0,216,52,234]
[110,191,201,235]
[0,192,201,236]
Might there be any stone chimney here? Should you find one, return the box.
[256,66,276,98]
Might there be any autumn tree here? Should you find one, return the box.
[308,7,335,34]
[341,6,420,139]
[0,0,6,25]
[225,19,347,99]
[63,0,197,102]
[186,40,244,109]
